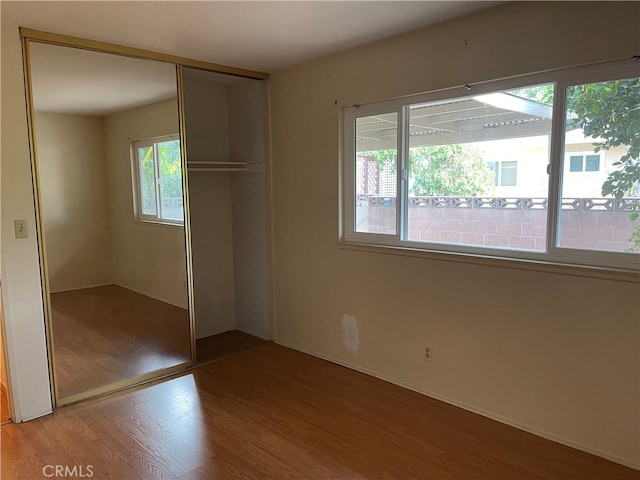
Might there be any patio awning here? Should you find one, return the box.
[356,93,555,152]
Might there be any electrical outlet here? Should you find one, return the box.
[424,345,433,362]
[14,219,28,239]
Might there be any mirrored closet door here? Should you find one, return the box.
[25,40,193,404]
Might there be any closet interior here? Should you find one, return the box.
[182,67,271,363]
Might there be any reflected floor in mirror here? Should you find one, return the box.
[51,285,191,398]
[196,330,266,364]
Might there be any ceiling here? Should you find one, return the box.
[4,1,501,73]
[28,43,247,116]
[8,1,502,116]
[29,42,179,116]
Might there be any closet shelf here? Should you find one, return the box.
[187,161,246,172]
[187,161,265,174]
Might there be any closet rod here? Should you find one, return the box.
[188,167,247,173]
[186,162,265,174]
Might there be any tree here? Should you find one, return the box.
[568,78,640,251]
[361,144,494,197]
[567,79,640,200]
[408,145,494,196]
[139,140,182,215]
[158,139,182,199]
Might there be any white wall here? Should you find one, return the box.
[270,1,640,468]
[184,72,271,340]
[1,17,53,421]
[188,173,236,338]
[472,135,550,197]
[229,80,271,339]
[34,112,112,292]
[104,98,188,309]
[183,72,237,338]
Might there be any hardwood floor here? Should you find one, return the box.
[0,382,10,424]
[1,343,638,480]
[51,285,191,398]
[196,330,266,364]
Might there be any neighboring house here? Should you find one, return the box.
[476,129,627,198]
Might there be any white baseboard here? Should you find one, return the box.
[50,282,113,294]
[18,408,53,423]
[113,283,188,310]
[276,340,639,471]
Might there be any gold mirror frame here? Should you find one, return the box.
[20,28,268,407]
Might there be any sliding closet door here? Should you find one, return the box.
[25,40,193,405]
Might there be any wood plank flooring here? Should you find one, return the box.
[51,285,191,398]
[1,343,638,479]
[0,382,10,424]
[196,330,267,364]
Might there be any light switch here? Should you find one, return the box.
[14,220,28,239]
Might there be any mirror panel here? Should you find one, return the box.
[27,41,192,402]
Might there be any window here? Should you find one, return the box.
[132,135,184,225]
[342,60,639,271]
[568,153,601,172]
[355,113,398,234]
[487,161,518,186]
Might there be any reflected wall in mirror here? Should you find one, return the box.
[28,42,192,402]
[181,67,271,364]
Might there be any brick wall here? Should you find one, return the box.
[361,197,638,253]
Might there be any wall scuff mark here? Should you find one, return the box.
[341,314,359,354]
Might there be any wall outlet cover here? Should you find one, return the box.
[14,219,28,239]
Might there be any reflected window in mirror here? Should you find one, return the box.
[133,134,184,225]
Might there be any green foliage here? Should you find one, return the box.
[140,146,156,204]
[511,79,640,190]
[361,144,494,197]
[369,148,397,170]
[139,140,182,215]
[568,78,640,251]
[567,78,640,199]
[509,84,554,106]
[157,140,182,199]
[409,145,494,196]
[630,224,640,253]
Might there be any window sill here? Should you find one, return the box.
[134,219,184,230]
[336,241,640,284]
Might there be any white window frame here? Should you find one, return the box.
[488,160,518,186]
[131,134,184,227]
[567,151,602,173]
[341,59,639,272]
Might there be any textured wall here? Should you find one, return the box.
[270,2,640,467]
